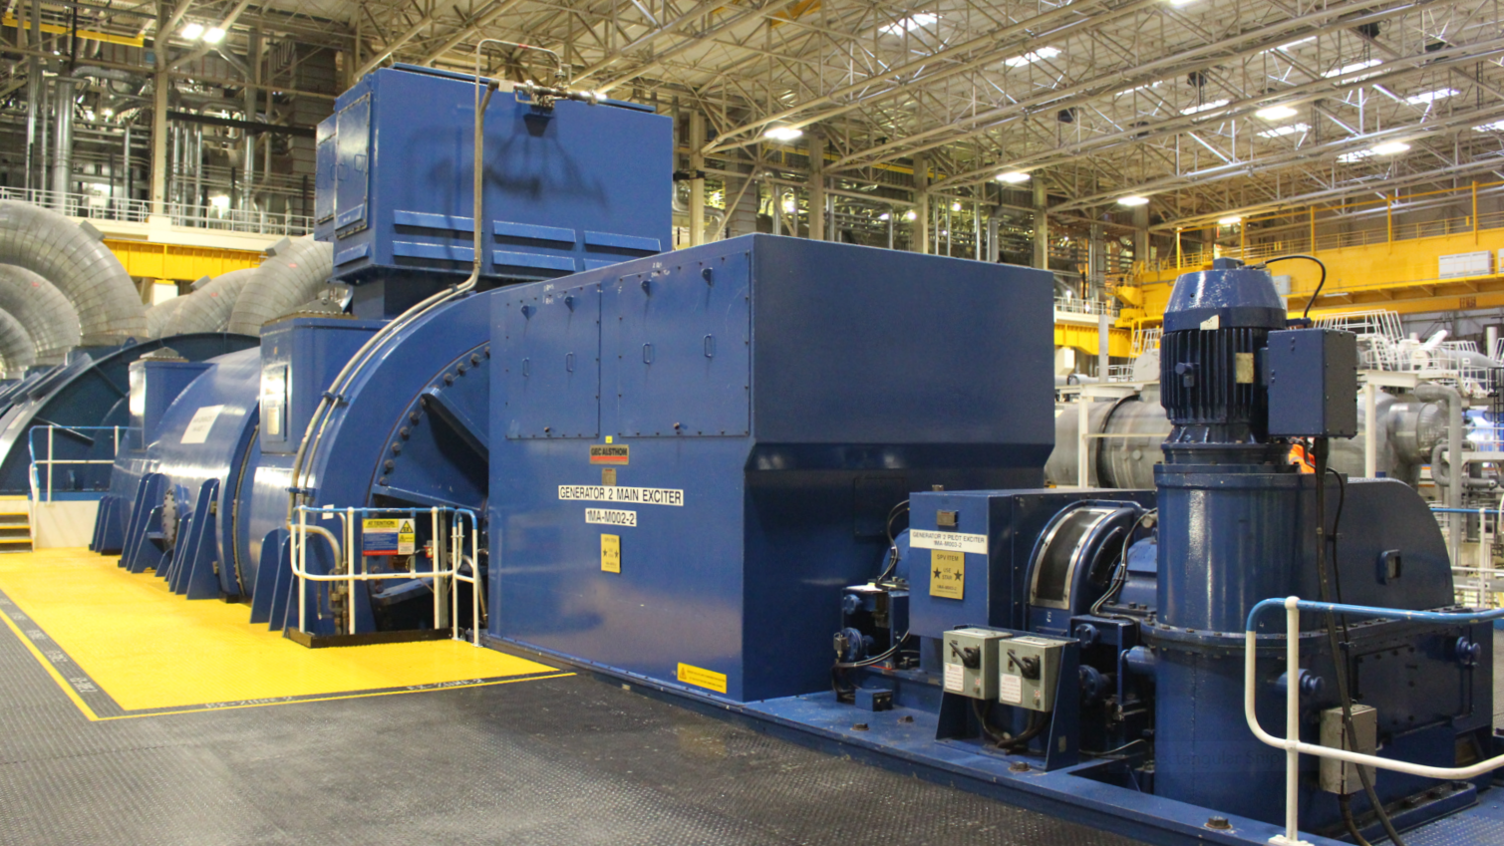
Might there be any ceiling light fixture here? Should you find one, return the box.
[763,126,803,142]
[879,13,939,36]
[995,171,1030,184]
[1255,105,1298,120]
[180,22,204,39]
[1371,140,1410,155]
[1004,46,1061,68]
[1218,216,1243,226]
[1118,195,1150,207]
[1404,87,1457,105]
[1257,122,1308,138]
[204,26,225,44]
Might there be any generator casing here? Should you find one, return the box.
[490,235,1054,701]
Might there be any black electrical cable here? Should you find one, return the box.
[834,631,912,669]
[874,500,910,583]
[971,699,1052,752]
[1261,254,1327,320]
[1313,443,1407,846]
[1090,508,1157,618]
[1340,795,1376,846]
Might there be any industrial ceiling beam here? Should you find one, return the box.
[355,13,435,78]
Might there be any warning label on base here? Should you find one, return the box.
[676,662,727,694]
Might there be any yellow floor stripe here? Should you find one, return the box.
[0,548,563,718]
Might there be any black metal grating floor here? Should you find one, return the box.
[0,622,1144,846]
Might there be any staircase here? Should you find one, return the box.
[0,498,33,553]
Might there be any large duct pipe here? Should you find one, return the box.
[144,296,188,338]
[226,237,334,336]
[1048,387,1452,490]
[0,265,83,363]
[0,310,37,378]
[51,77,75,204]
[1414,382,1464,557]
[161,269,257,335]
[0,201,148,344]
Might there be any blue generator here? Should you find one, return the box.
[484,250,1503,846]
[97,63,672,641]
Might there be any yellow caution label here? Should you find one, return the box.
[930,549,965,599]
[396,520,416,555]
[600,533,621,573]
[677,662,728,694]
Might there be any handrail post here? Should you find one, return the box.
[346,506,356,636]
[298,506,307,634]
[471,511,480,646]
[46,426,53,502]
[451,510,461,641]
[1282,596,1302,846]
[431,506,441,629]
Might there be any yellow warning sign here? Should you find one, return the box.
[930,549,965,600]
[676,662,728,694]
[600,533,621,573]
[396,520,415,556]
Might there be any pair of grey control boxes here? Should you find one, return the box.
[942,627,1066,711]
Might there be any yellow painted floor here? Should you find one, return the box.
[0,547,566,719]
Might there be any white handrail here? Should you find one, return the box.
[291,504,480,644]
[27,426,127,503]
[1244,596,1504,846]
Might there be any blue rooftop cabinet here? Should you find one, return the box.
[318,64,673,294]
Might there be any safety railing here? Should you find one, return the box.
[1431,505,1503,609]
[1244,596,1504,846]
[26,425,126,503]
[1053,296,1120,317]
[291,505,482,645]
[0,188,313,236]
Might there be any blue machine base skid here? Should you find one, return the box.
[484,634,1504,846]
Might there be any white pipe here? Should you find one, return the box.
[284,41,501,530]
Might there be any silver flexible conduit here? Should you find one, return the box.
[226,237,335,336]
[0,310,35,377]
[0,265,82,363]
[0,201,147,343]
[160,268,258,336]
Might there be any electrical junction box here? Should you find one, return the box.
[1319,704,1377,794]
[942,628,1013,700]
[1000,635,1069,712]
[1266,328,1358,439]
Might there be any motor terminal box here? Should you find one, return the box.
[1319,704,1377,793]
[1000,635,1069,712]
[942,628,1012,700]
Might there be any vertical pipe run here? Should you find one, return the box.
[1032,181,1048,269]
[1098,314,1110,381]
[51,77,75,208]
[1284,598,1301,845]
[688,111,705,246]
[123,122,133,203]
[914,155,929,254]
[973,200,982,261]
[809,133,825,242]
[193,126,203,208]
[1363,381,1378,478]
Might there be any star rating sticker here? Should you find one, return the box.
[933,568,942,578]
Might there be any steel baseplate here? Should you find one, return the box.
[485,634,1504,846]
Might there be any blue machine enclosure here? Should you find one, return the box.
[490,235,1055,701]
[318,64,673,317]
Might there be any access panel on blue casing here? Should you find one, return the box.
[503,283,601,440]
